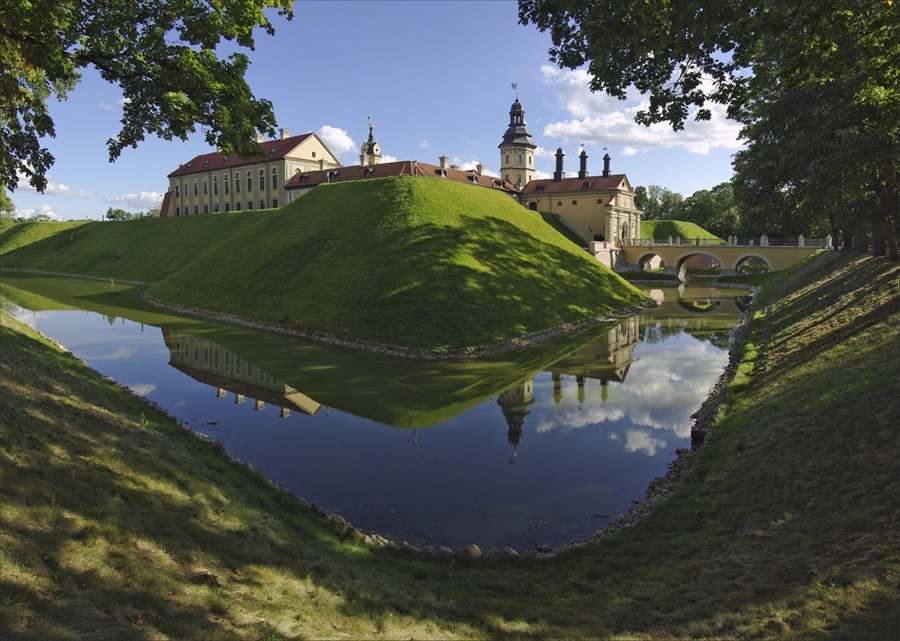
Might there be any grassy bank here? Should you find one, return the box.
[1,178,645,350]
[2,251,898,639]
[641,219,722,242]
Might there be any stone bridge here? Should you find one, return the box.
[591,236,832,280]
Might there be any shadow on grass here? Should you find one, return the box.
[2,252,899,639]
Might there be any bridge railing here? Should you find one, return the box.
[622,235,832,249]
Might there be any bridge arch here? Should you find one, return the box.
[635,251,667,271]
[733,252,774,272]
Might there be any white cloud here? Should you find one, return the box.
[419,140,429,148]
[622,429,667,456]
[98,102,114,111]
[106,191,164,210]
[14,204,62,220]
[540,66,742,155]
[17,172,94,199]
[111,346,137,360]
[317,125,355,155]
[381,154,399,163]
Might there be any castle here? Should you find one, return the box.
[159,97,642,249]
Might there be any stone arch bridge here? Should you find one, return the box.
[591,237,832,280]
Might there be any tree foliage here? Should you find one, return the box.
[634,185,684,221]
[0,0,293,193]
[520,0,899,258]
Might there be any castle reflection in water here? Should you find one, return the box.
[161,315,639,434]
[499,315,639,460]
[161,329,322,418]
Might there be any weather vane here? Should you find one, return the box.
[511,82,518,98]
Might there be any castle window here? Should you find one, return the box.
[204,205,209,213]
[312,151,317,158]
[203,181,208,195]
[506,154,510,164]
[247,171,252,192]
[557,201,563,206]
[260,200,265,209]
[214,204,219,212]
[597,198,603,203]
[259,170,265,190]
[272,199,278,208]
[193,183,198,196]
[225,204,230,212]
[517,173,522,184]
[517,154,522,163]
[224,175,229,194]
[213,177,218,195]
[194,206,199,214]
[236,203,241,211]
[175,185,180,197]
[175,207,180,215]
[572,200,577,205]
[235,173,240,192]
[272,168,278,189]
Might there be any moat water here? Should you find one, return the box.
[2,276,748,551]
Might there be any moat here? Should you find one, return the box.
[2,276,748,551]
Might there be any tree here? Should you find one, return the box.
[1,0,293,193]
[105,207,133,221]
[680,182,741,239]
[633,185,683,221]
[519,0,899,258]
[0,188,14,229]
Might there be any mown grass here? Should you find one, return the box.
[2,250,898,639]
[641,219,722,242]
[1,179,646,350]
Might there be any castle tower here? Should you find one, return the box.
[359,121,382,167]
[498,89,536,188]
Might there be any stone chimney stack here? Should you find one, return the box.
[554,147,565,182]
[280,128,291,140]
[578,149,588,179]
[256,132,265,143]
[603,152,611,177]
[475,162,484,176]
[439,155,449,170]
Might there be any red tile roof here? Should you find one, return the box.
[284,160,520,194]
[167,133,317,178]
[520,174,630,196]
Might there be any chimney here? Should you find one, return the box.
[603,152,611,177]
[439,155,448,170]
[475,162,484,175]
[554,147,565,182]
[256,133,265,143]
[280,128,291,139]
[319,158,326,170]
[578,149,588,179]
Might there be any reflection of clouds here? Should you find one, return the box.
[129,383,156,396]
[533,334,727,439]
[111,346,136,360]
[622,429,666,456]
[534,405,625,433]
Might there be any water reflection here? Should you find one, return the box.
[1,275,747,550]
[162,329,322,417]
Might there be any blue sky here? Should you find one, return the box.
[12,0,744,220]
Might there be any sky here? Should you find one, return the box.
[11,0,745,221]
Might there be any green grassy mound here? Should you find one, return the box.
[2,179,645,350]
[641,219,722,242]
[147,177,646,349]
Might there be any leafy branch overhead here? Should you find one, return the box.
[519,0,899,258]
[0,0,293,193]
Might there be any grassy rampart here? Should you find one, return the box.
[1,178,646,350]
[641,219,722,242]
[2,250,897,639]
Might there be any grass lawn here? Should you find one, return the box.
[2,250,898,639]
[1,178,646,351]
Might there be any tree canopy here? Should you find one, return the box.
[0,0,293,193]
[520,0,899,257]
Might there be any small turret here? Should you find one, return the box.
[554,147,565,182]
[603,152,611,177]
[578,149,588,179]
